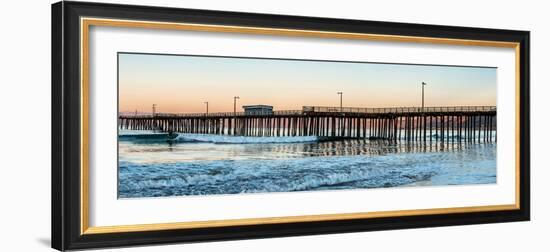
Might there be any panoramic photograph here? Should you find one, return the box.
[117,52,497,198]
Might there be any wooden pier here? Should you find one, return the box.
[118,106,497,143]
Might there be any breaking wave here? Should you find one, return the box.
[172,133,319,144]
[118,154,440,198]
[119,131,320,144]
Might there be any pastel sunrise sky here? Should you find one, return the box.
[118,53,496,114]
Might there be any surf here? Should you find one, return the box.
[119,130,320,144]
[171,133,319,144]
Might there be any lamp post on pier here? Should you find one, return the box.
[337,92,343,112]
[204,101,209,116]
[152,104,158,132]
[422,82,427,142]
[233,96,240,116]
[422,82,427,112]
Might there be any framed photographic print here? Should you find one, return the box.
[52,1,530,250]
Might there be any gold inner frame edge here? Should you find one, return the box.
[80,17,522,235]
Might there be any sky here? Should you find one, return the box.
[118,53,496,114]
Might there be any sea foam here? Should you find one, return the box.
[172,133,319,144]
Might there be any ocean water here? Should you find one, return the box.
[118,130,496,198]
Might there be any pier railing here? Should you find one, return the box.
[302,105,496,114]
[121,106,496,118]
[148,110,304,118]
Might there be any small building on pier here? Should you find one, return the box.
[243,105,273,115]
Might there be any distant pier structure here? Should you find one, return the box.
[119,105,497,143]
[243,105,273,116]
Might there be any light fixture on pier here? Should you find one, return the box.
[233,96,240,116]
[422,82,427,111]
[337,92,343,112]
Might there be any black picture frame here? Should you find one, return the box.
[52,1,530,251]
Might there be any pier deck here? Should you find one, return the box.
[119,106,497,142]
